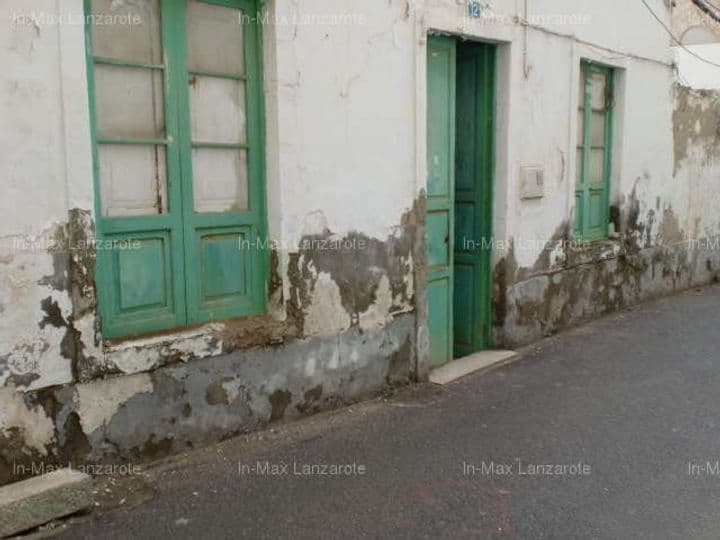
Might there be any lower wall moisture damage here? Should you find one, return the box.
[0,201,423,487]
[0,314,415,486]
[494,238,720,347]
[3,84,720,486]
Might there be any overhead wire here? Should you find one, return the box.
[640,0,720,68]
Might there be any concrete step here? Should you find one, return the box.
[429,350,519,385]
[0,468,91,538]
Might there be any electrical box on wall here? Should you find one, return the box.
[520,166,544,200]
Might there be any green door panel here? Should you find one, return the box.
[427,42,455,200]
[454,202,474,249]
[574,191,584,233]
[99,230,186,338]
[117,238,167,310]
[201,232,247,300]
[453,42,495,358]
[588,186,605,232]
[453,263,474,348]
[426,35,456,367]
[426,211,450,268]
[192,227,263,322]
[427,278,452,367]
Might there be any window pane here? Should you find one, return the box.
[95,65,164,139]
[187,0,245,74]
[591,111,606,147]
[189,76,246,144]
[193,149,248,213]
[589,148,605,184]
[589,70,607,110]
[90,0,161,64]
[100,145,167,216]
[576,148,584,184]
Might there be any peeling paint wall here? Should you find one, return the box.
[1,0,93,393]
[0,0,422,482]
[0,315,415,485]
[494,84,720,346]
[2,0,720,482]
[0,0,420,387]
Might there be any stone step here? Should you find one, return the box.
[429,350,519,385]
[0,468,91,538]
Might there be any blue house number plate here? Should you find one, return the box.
[468,1,482,18]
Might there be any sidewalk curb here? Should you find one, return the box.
[0,469,91,538]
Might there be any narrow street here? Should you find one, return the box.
[52,285,720,539]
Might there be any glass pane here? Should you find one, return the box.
[591,111,606,147]
[193,149,248,213]
[90,0,161,64]
[576,148,584,184]
[99,145,167,217]
[189,76,246,144]
[95,65,164,139]
[187,0,245,74]
[589,70,607,110]
[577,109,585,146]
[589,148,605,184]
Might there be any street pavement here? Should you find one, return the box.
[53,285,720,539]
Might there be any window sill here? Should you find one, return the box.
[567,235,622,266]
[104,322,222,352]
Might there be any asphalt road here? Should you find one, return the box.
[54,286,720,539]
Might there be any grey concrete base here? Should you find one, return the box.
[496,239,720,348]
[0,314,416,488]
[0,468,91,537]
[429,350,518,385]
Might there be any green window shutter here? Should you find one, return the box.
[85,0,266,339]
[575,61,613,242]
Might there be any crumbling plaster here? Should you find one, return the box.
[2,0,720,482]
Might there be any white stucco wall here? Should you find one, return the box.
[674,44,720,89]
[1,0,717,395]
[0,0,92,390]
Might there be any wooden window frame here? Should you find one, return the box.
[575,60,614,242]
[85,0,267,339]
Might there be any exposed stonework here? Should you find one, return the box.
[673,86,720,173]
[0,315,415,486]
[286,224,416,338]
[672,0,720,41]
[4,0,719,491]
[0,189,424,486]
[493,86,720,347]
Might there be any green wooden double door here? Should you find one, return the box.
[86,0,267,339]
[426,36,495,366]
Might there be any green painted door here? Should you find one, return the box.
[426,36,456,367]
[453,42,495,358]
[179,0,267,325]
[86,0,267,339]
